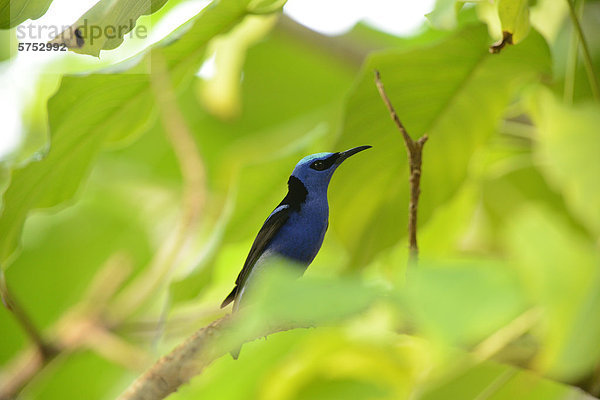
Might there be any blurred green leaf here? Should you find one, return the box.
[479,141,587,250]
[0,0,258,266]
[0,75,152,266]
[174,327,430,400]
[50,0,173,57]
[0,0,53,29]
[332,24,551,267]
[19,351,132,399]
[426,0,464,30]
[531,88,600,237]
[422,360,596,399]
[0,27,15,60]
[5,182,153,329]
[498,0,531,44]
[504,205,600,381]
[249,265,381,326]
[407,259,525,346]
[247,0,286,14]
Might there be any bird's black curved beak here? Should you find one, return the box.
[335,145,372,165]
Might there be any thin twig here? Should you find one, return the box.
[0,270,57,361]
[473,307,542,360]
[566,0,600,101]
[374,70,428,263]
[0,254,137,400]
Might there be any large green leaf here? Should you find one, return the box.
[422,360,596,400]
[0,75,152,266]
[50,0,170,57]
[19,351,131,399]
[0,0,258,266]
[331,24,551,267]
[5,183,154,330]
[531,89,600,237]
[504,206,600,381]
[407,259,524,347]
[0,0,53,29]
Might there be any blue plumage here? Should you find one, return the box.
[221,146,371,313]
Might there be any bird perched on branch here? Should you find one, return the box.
[221,146,371,355]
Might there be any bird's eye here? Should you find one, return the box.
[310,160,327,171]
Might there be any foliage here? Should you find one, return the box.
[1,0,600,399]
[0,0,54,29]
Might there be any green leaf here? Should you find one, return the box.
[247,0,286,14]
[50,0,170,57]
[425,0,464,30]
[0,0,255,266]
[504,206,600,380]
[422,360,596,400]
[5,183,153,328]
[250,267,380,326]
[0,75,152,266]
[498,0,531,43]
[530,89,600,236]
[173,329,428,400]
[407,259,525,346]
[331,24,551,267]
[19,351,131,399]
[0,0,53,29]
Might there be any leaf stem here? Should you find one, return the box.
[0,271,57,361]
[564,0,581,103]
[566,0,600,101]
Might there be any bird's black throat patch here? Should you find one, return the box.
[279,176,308,211]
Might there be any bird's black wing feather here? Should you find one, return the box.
[220,205,291,308]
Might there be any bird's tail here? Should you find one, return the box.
[221,286,237,308]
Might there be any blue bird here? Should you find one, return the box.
[221,145,372,319]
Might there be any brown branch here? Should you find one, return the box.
[374,71,428,263]
[117,315,308,400]
[117,316,232,400]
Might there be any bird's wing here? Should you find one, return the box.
[220,205,291,308]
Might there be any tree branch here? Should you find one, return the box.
[117,316,231,400]
[117,315,307,400]
[374,71,428,263]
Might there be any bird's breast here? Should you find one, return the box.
[269,205,328,265]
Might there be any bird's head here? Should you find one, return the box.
[290,145,372,191]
